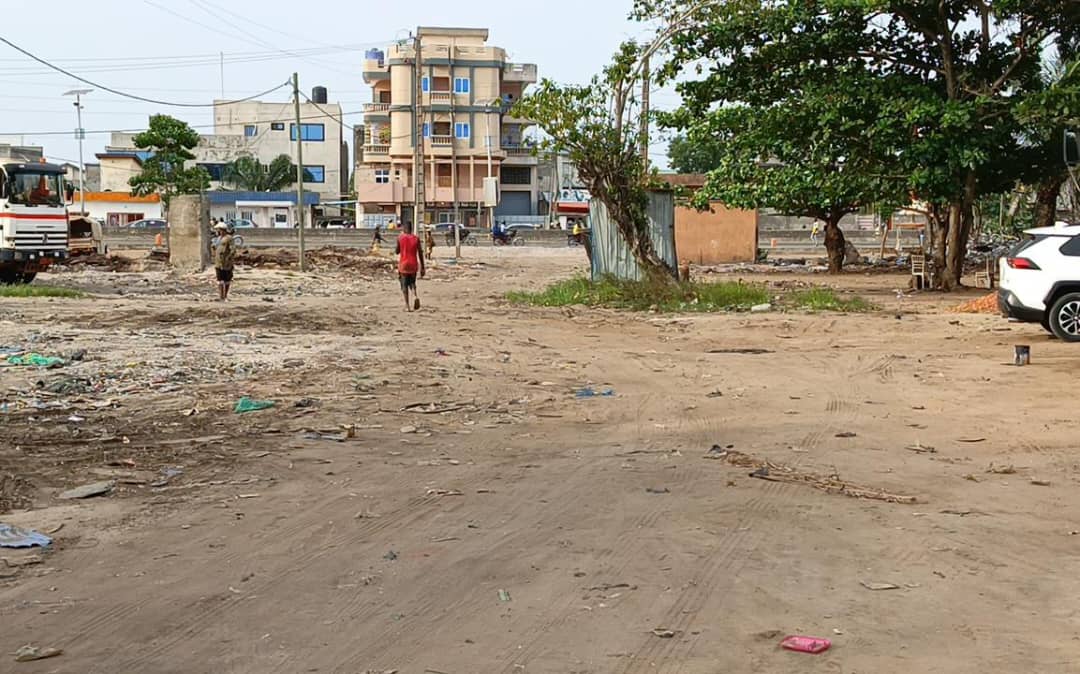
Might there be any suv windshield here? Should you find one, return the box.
[6,172,64,207]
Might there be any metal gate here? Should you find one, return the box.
[495,191,532,217]
[589,191,677,281]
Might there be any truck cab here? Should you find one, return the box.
[0,162,69,283]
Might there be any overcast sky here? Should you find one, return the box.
[0,0,678,170]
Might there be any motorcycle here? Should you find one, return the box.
[493,229,526,247]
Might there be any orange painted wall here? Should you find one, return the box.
[675,203,758,264]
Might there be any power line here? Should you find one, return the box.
[0,35,290,108]
[0,44,369,66]
[189,0,360,75]
[1,109,364,138]
[299,90,358,134]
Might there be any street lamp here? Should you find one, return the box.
[63,88,93,216]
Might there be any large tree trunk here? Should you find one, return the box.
[1033,175,1066,230]
[823,217,846,273]
[929,205,948,277]
[941,172,978,290]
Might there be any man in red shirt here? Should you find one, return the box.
[395,222,426,311]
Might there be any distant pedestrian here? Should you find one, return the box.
[810,222,821,245]
[424,226,436,259]
[371,223,384,252]
[212,222,235,301]
[395,222,426,312]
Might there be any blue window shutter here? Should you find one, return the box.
[422,77,429,92]
[423,123,430,138]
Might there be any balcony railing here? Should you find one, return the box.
[429,135,453,147]
[364,144,390,155]
[429,91,452,104]
[363,102,390,113]
[505,145,534,157]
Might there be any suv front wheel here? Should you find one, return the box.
[1049,292,1080,342]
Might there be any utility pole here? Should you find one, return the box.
[450,37,461,259]
[292,72,307,272]
[220,52,225,99]
[640,54,650,169]
[413,31,426,234]
[484,100,495,230]
[63,88,92,216]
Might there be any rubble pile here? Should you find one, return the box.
[57,253,136,272]
[236,247,396,275]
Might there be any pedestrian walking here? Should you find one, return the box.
[371,223,384,253]
[212,222,236,301]
[395,222,426,312]
[424,226,436,260]
[810,221,821,245]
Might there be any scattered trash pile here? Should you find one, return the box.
[950,293,998,314]
[705,445,918,504]
[237,247,397,274]
[56,253,135,272]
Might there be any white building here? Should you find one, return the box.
[98,90,349,204]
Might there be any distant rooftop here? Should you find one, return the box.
[417,27,489,40]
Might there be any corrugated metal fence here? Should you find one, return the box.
[589,191,678,281]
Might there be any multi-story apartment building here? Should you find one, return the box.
[98,93,348,221]
[357,27,539,227]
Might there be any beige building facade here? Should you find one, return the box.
[358,27,539,226]
[98,96,348,202]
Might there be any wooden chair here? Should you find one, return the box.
[911,254,930,289]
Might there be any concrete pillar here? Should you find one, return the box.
[168,194,209,271]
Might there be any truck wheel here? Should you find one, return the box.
[0,271,19,285]
[1049,292,1080,342]
[19,273,36,284]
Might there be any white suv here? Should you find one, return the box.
[999,222,1080,341]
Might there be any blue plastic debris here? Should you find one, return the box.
[575,387,615,399]
[0,523,52,548]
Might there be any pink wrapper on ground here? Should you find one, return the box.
[780,635,832,654]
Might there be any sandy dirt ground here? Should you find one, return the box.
[1,247,1079,674]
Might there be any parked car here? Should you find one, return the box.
[228,219,256,229]
[129,218,167,229]
[998,221,1080,341]
[504,223,539,234]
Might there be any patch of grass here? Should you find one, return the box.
[788,287,875,312]
[507,276,769,313]
[0,285,83,298]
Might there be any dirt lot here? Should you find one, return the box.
[1,247,1078,673]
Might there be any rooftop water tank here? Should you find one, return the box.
[365,49,385,64]
[311,86,328,105]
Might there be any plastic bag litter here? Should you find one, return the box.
[7,353,65,368]
[0,523,52,548]
[576,387,615,399]
[234,397,276,414]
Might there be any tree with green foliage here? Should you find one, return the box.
[640,0,1080,287]
[667,134,725,174]
[515,43,665,276]
[515,3,714,278]
[223,154,297,192]
[653,0,908,271]
[128,115,210,211]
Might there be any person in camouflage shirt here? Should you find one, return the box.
[213,222,236,301]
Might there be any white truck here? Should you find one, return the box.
[0,162,69,283]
